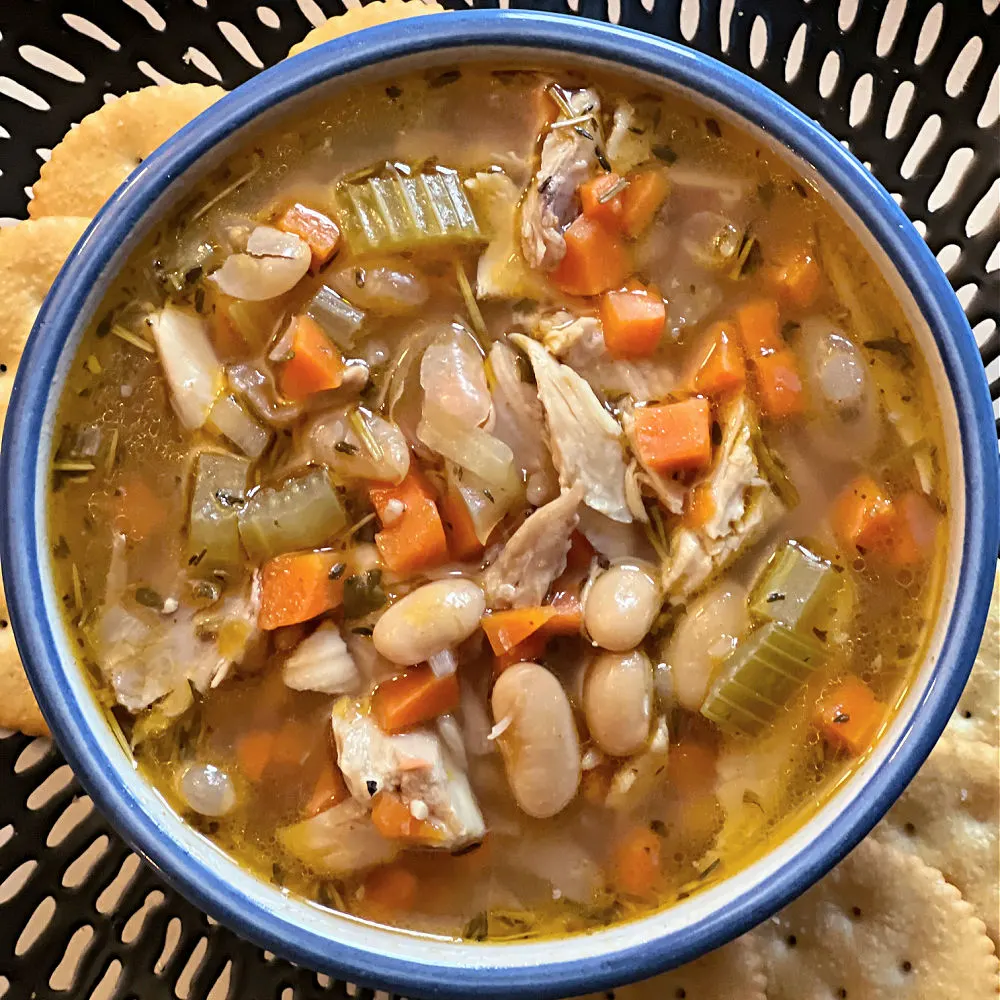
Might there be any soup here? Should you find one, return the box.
[48,64,947,941]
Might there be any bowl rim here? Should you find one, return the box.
[2,10,997,999]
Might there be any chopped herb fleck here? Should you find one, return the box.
[328,562,347,580]
[335,441,360,455]
[135,586,164,610]
[705,117,722,137]
[652,144,678,164]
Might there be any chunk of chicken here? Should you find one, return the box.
[520,88,601,270]
[605,100,654,175]
[661,395,784,600]
[535,310,678,402]
[465,171,551,302]
[482,483,584,609]
[331,699,486,851]
[511,334,632,523]
[488,342,559,506]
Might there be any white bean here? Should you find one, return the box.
[584,562,661,652]
[583,650,654,757]
[372,579,485,666]
[662,582,748,712]
[491,662,581,818]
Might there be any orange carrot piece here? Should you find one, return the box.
[620,168,670,238]
[600,282,666,358]
[735,298,783,356]
[815,677,885,755]
[546,591,583,635]
[439,484,484,562]
[363,864,420,910]
[370,467,450,575]
[611,826,662,897]
[631,397,713,474]
[683,482,717,530]
[276,203,341,268]
[693,321,746,397]
[580,762,613,806]
[550,215,632,297]
[371,792,442,843]
[564,530,596,576]
[889,491,942,568]
[482,608,557,655]
[767,250,821,309]
[304,759,350,817]
[579,172,626,228]
[831,476,898,557]
[203,286,248,360]
[494,630,550,675]
[752,348,805,419]
[277,315,345,401]
[258,550,344,630]
[236,730,277,783]
[372,666,461,734]
[112,475,168,544]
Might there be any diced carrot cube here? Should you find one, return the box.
[550,215,632,297]
[620,168,671,238]
[767,250,821,309]
[276,203,341,268]
[600,281,666,358]
[258,550,344,630]
[752,349,805,419]
[831,476,898,556]
[889,491,942,568]
[372,665,460,734]
[277,315,345,401]
[439,484,484,562]
[580,172,626,228]
[735,298,783,356]
[693,321,746,397]
[631,398,713,474]
[370,467,449,575]
[814,677,885,755]
[371,792,442,843]
[363,864,420,910]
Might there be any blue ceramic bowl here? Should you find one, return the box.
[2,12,997,999]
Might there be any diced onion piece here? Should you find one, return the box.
[420,330,491,427]
[447,462,522,546]
[150,306,223,431]
[179,763,236,817]
[331,263,429,316]
[207,394,272,459]
[700,623,825,736]
[209,225,311,301]
[306,284,365,348]
[428,648,458,678]
[238,469,347,561]
[282,622,360,694]
[306,409,410,484]
[417,401,516,489]
[188,451,251,570]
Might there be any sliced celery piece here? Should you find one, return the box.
[336,166,483,254]
[306,285,365,349]
[748,541,839,630]
[701,622,826,736]
[238,468,347,561]
[188,452,251,571]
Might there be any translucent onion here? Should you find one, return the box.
[207,394,272,458]
[179,762,236,817]
[150,306,223,431]
[428,648,458,678]
[238,469,347,561]
[330,262,429,316]
[447,462,522,546]
[305,409,410,484]
[209,225,311,301]
[417,401,516,489]
[420,329,492,427]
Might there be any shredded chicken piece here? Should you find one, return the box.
[520,88,601,270]
[534,310,678,402]
[606,715,669,811]
[661,395,784,600]
[482,483,584,609]
[511,334,632,523]
[331,699,486,851]
[488,341,559,506]
[465,172,551,301]
[606,100,654,175]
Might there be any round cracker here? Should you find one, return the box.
[0,217,87,736]
[574,935,766,999]
[875,731,999,945]
[28,84,225,219]
[753,838,999,999]
[949,565,999,747]
[286,0,447,58]
[0,574,47,736]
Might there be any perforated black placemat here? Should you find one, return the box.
[0,2,997,998]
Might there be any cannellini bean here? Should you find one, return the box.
[491,662,581,818]
[584,562,661,652]
[372,579,485,666]
[583,650,654,757]
[662,582,748,712]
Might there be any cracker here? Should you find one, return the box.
[0,217,88,736]
[286,0,447,58]
[949,565,999,746]
[875,731,999,945]
[753,838,999,999]
[28,84,225,219]
[0,574,47,736]
[574,934,766,999]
